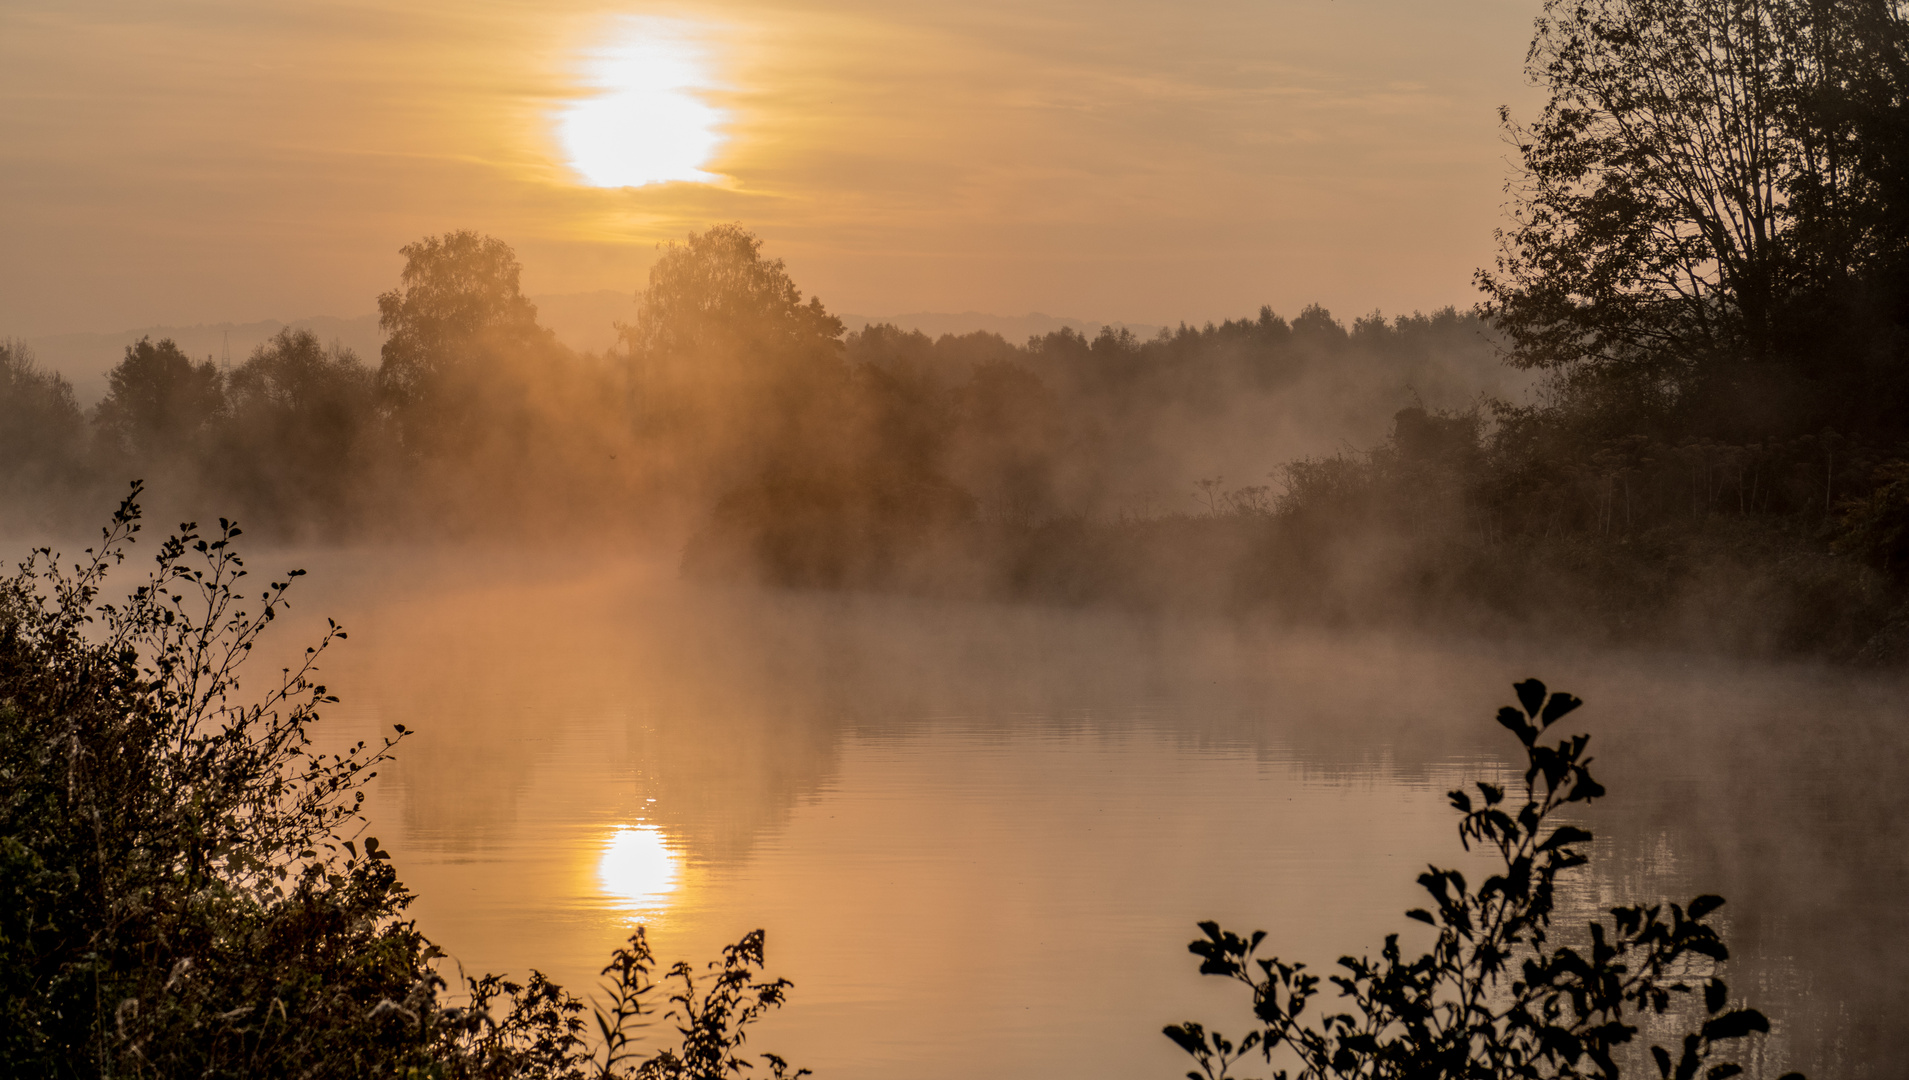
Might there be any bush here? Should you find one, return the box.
[0,485,803,1079]
[1167,679,1803,1080]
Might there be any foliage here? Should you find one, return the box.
[1835,458,1909,575]
[620,224,849,503]
[0,488,804,1079]
[583,927,809,1080]
[1478,0,1909,436]
[220,328,383,523]
[621,223,843,370]
[376,230,561,450]
[0,482,425,1076]
[1166,679,1801,1080]
[93,337,225,462]
[377,230,546,403]
[0,339,85,495]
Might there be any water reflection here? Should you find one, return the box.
[267,551,1909,1080]
[599,824,682,912]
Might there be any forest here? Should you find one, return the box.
[5,0,1909,670]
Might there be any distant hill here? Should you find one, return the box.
[21,295,1152,406]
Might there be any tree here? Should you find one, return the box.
[1476,0,1909,433]
[93,337,224,462]
[376,231,556,448]
[620,223,842,375]
[1167,679,1803,1080]
[220,328,381,524]
[0,339,85,492]
[619,225,846,493]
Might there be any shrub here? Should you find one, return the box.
[0,485,802,1079]
[1166,679,1802,1080]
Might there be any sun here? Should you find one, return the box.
[556,18,728,188]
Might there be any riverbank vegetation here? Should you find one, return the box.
[0,490,804,1079]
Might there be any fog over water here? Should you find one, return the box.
[254,549,1909,1080]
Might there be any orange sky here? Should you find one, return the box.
[0,0,1544,338]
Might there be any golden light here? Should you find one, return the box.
[555,18,728,188]
[597,823,682,910]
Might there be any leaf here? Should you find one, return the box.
[1539,825,1594,851]
[1652,1046,1673,1078]
[1515,679,1548,717]
[1163,1023,1206,1055]
[1705,979,1728,1015]
[1687,938,1731,962]
[1406,909,1435,925]
[1688,894,1726,921]
[1701,1009,1769,1042]
[1706,1066,1744,1080]
[1497,706,1536,746]
[1540,691,1583,725]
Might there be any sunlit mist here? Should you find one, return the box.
[597,823,682,910]
[556,19,727,188]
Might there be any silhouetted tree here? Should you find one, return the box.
[376,230,557,450]
[219,328,381,526]
[622,223,843,372]
[93,337,224,462]
[1477,0,1909,434]
[0,339,85,495]
[621,224,846,495]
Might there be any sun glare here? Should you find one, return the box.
[557,19,728,188]
[597,823,682,910]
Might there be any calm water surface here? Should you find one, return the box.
[274,552,1907,1079]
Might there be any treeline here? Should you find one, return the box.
[1,235,639,539]
[4,214,1906,657]
[0,226,1499,543]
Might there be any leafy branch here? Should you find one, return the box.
[1166,679,1801,1080]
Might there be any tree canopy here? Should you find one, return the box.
[94,337,224,461]
[376,231,555,446]
[1477,0,1909,435]
[621,223,843,371]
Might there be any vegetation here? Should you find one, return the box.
[1167,680,1800,1080]
[0,488,803,1079]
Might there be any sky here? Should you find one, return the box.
[0,0,1546,338]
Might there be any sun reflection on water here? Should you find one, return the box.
[597,823,681,911]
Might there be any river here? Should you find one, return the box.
[273,550,1905,1079]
